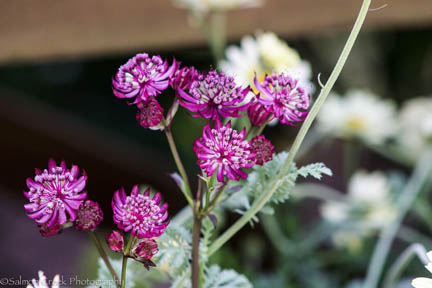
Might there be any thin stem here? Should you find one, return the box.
[363,150,432,288]
[207,0,372,257]
[382,243,429,288]
[205,11,226,64]
[165,127,194,207]
[192,179,204,288]
[192,216,202,288]
[202,182,228,216]
[88,231,120,288]
[121,235,135,288]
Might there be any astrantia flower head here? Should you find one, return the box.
[178,70,250,120]
[74,200,104,231]
[412,251,432,288]
[106,230,124,252]
[254,73,310,125]
[136,98,164,129]
[170,64,199,92]
[250,135,274,165]
[247,98,273,126]
[131,238,159,270]
[112,53,176,104]
[38,223,63,238]
[194,120,256,182]
[112,186,169,238]
[27,271,60,288]
[24,159,87,228]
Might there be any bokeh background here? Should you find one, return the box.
[1,0,432,287]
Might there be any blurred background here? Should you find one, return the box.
[1,0,432,287]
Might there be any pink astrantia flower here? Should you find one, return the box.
[24,159,87,227]
[112,53,176,104]
[194,120,256,182]
[74,200,104,231]
[247,97,273,126]
[250,135,275,165]
[132,238,159,260]
[136,98,164,129]
[106,230,124,252]
[254,73,310,125]
[38,223,63,238]
[169,64,199,92]
[112,186,169,238]
[178,70,250,119]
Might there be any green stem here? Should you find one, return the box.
[121,235,135,288]
[382,243,429,288]
[88,231,121,288]
[205,11,226,64]
[207,0,372,257]
[165,127,194,207]
[363,150,432,288]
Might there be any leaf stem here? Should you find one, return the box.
[88,231,121,288]
[165,127,194,207]
[121,235,135,288]
[207,0,372,257]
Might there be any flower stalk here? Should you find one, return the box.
[165,127,194,206]
[207,0,372,257]
[88,231,121,288]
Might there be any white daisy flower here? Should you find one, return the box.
[316,89,397,145]
[219,31,314,95]
[398,97,432,162]
[412,251,432,288]
[27,271,60,288]
[321,171,397,249]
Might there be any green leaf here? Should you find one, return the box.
[203,265,253,288]
[298,163,333,179]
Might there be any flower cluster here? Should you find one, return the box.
[24,159,87,229]
[178,70,250,119]
[112,185,169,238]
[254,73,310,125]
[194,120,256,182]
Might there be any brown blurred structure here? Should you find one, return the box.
[1,0,432,64]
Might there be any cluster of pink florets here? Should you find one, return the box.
[112,53,310,182]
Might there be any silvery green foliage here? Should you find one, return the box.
[298,162,333,180]
[203,265,253,288]
[224,152,332,216]
[156,223,192,279]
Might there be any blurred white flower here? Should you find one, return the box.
[412,251,432,288]
[219,32,314,94]
[316,90,397,145]
[397,97,432,162]
[173,0,263,13]
[27,271,60,288]
[321,171,397,250]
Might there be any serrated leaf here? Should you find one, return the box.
[203,265,253,288]
[298,163,333,180]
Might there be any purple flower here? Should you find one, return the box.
[74,200,104,231]
[178,70,250,119]
[169,64,199,92]
[24,159,87,227]
[254,73,310,125]
[112,186,169,238]
[39,223,63,237]
[112,53,176,104]
[194,120,256,182]
[106,230,125,252]
[132,238,159,260]
[247,97,273,126]
[136,98,164,129]
[250,135,275,165]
